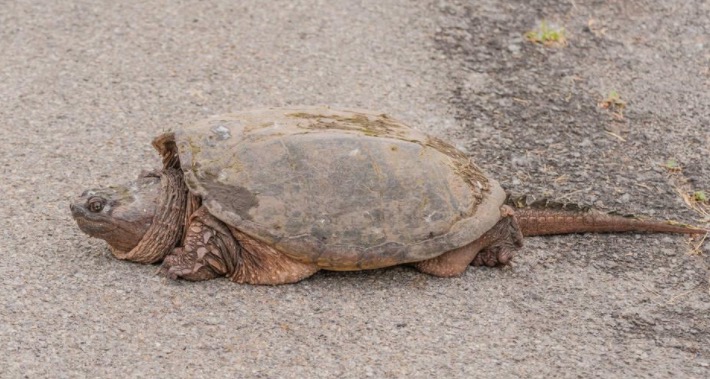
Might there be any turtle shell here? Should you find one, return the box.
[164,107,505,270]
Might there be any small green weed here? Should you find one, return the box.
[525,21,566,46]
[662,158,681,171]
[599,90,627,118]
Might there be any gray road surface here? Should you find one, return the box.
[1,0,708,377]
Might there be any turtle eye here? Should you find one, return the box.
[88,198,105,213]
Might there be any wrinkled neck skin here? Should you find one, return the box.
[71,169,189,263]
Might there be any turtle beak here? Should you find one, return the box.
[70,193,92,218]
[69,201,84,218]
[70,199,92,232]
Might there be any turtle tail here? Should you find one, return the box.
[506,195,708,237]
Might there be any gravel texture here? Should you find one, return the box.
[1,0,708,377]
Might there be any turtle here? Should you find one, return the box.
[70,106,707,285]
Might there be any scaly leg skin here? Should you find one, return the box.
[414,205,524,277]
[413,242,485,277]
[229,228,319,285]
[160,206,319,285]
[159,207,232,281]
[471,205,524,267]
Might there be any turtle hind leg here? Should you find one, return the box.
[414,205,524,277]
[471,206,524,267]
[413,242,485,277]
[229,228,319,285]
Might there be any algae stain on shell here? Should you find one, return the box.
[285,110,490,205]
[286,112,406,138]
[425,136,489,200]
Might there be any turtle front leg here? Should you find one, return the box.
[159,207,237,281]
[160,206,319,285]
[161,247,221,281]
[414,205,524,276]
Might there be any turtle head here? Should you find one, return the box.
[71,173,162,254]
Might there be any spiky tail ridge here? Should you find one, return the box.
[507,197,707,237]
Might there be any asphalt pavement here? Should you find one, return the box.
[1,0,708,377]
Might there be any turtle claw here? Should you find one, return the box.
[157,248,187,279]
[156,259,181,281]
[155,265,171,278]
[158,247,220,281]
[472,246,515,267]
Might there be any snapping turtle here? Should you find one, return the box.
[70,107,706,284]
